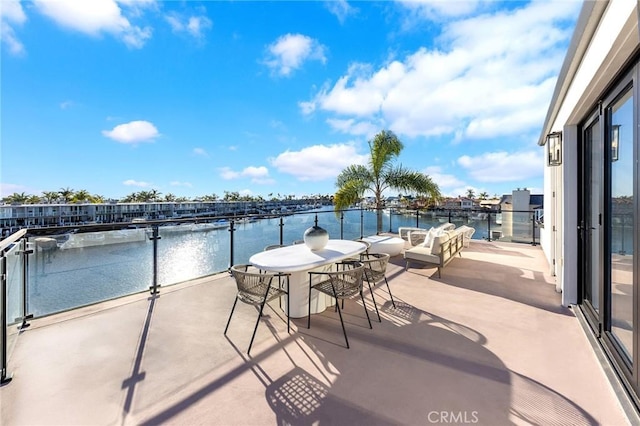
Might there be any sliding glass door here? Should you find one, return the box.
[579,69,638,392]
[607,86,635,366]
[580,115,602,329]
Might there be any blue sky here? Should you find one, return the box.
[1,0,581,200]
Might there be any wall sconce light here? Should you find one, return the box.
[611,124,620,162]
[546,131,562,166]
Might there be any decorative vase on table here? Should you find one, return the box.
[303,225,329,250]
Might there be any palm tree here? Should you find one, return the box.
[137,191,153,202]
[3,192,29,204]
[333,130,441,233]
[120,192,137,203]
[479,192,489,200]
[27,195,41,204]
[42,191,60,204]
[148,189,161,202]
[224,191,240,201]
[58,187,74,203]
[72,189,91,203]
[90,194,105,203]
[465,188,475,199]
[200,194,218,202]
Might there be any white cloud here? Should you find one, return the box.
[193,147,208,157]
[448,185,478,198]
[170,181,192,187]
[306,62,388,117]
[0,0,27,23]
[270,143,368,182]
[298,101,316,115]
[264,33,327,77]
[219,167,239,180]
[457,150,543,183]
[0,182,33,198]
[118,0,157,17]
[1,0,27,54]
[243,166,269,179]
[325,0,356,24]
[219,166,274,184]
[166,12,212,39]
[422,166,464,189]
[34,0,153,49]
[102,120,160,144]
[326,118,379,137]
[270,120,286,131]
[123,179,151,187]
[399,0,482,20]
[303,1,580,141]
[60,100,74,109]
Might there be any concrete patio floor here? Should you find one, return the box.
[1,240,632,425]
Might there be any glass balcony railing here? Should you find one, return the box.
[1,229,29,384]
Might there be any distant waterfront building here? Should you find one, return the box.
[498,188,543,242]
[441,197,478,210]
[478,198,501,211]
[0,199,322,234]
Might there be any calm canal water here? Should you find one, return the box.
[26,208,491,317]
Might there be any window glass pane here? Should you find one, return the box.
[609,88,634,362]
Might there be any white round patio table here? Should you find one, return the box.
[249,239,367,318]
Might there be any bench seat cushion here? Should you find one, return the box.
[404,245,441,264]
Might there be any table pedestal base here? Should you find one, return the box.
[284,265,336,318]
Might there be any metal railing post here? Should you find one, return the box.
[415,210,420,228]
[531,212,537,246]
[487,212,492,242]
[1,255,11,384]
[340,211,344,239]
[18,239,33,329]
[228,220,236,270]
[149,225,161,294]
[279,217,284,245]
[360,208,364,239]
[314,214,318,227]
[388,208,392,233]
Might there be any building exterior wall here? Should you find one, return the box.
[539,0,640,412]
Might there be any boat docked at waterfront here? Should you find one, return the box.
[59,229,147,250]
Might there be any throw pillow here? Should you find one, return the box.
[420,227,435,247]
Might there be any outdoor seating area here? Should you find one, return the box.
[0,238,631,425]
[400,222,456,247]
[403,224,470,277]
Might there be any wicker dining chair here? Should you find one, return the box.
[263,244,288,308]
[355,238,372,255]
[307,261,371,348]
[225,264,290,354]
[360,252,395,322]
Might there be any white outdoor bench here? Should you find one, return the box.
[403,228,465,277]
